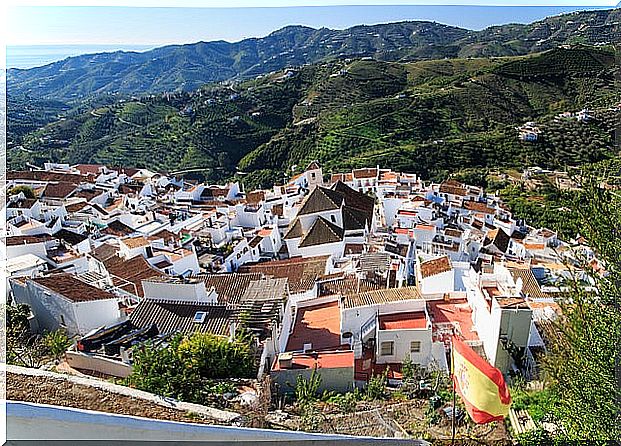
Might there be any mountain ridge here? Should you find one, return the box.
[8,8,621,101]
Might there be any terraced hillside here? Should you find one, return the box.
[9,46,621,187]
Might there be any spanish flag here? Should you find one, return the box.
[451,336,511,424]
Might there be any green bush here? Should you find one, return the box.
[43,330,72,360]
[295,367,322,404]
[126,332,255,405]
[514,427,552,446]
[8,185,36,199]
[365,370,388,401]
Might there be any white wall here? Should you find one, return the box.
[170,251,200,275]
[8,402,392,442]
[142,280,215,303]
[382,198,404,227]
[419,269,454,297]
[375,327,433,366]
[6,242,48,259]
[299,241,344,260]
[10,280,122,337]
[340,299,427,341]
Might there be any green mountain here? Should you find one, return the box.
[8,8,621,101]
[10,46,620,188]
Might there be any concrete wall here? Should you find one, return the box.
[65,351,133,378]
[272,366,354,395]
[7,401,419,443]
[142,280,215,303]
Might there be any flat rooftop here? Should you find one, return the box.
[428,298,479,342]
[378,312,428,330]
[272,350,354,371]
[286,301,341,352]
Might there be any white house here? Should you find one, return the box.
[10,274,124,336]
[416,256,454,297]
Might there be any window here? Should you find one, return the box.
[410,341,421,353]
[380,341,394,356]
[330,214,336,223]
[59,314,66,327]
[311,173,316,180]
[193,311,207,323]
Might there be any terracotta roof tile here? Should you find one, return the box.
[342,286,421,309]
[195,272,263,305]
[31,274,117,302]
[238,255,328,293]
[298,217,344,248]
[420,256,452,279]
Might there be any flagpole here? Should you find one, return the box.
[450,332,456,446]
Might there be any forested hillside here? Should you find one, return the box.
[9,46,619,188]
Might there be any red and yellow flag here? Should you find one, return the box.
[451,336,511,424]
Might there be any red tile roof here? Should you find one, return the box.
[42,182,78,199]
[463,201,495,214]
[286,301,341,351]
[379,312,428,330]
[103,255,162,297]
[419,256,452,279]
[352,168,378,179]
[238,255,328,293]
[73,164,104,175]
[5,234,52,246]
[31,274,117,302]
[195,272,263,304]
[8,170,86,184]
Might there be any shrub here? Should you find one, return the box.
[43,330,72,360]
[514,427,552,446]
[295,367,322,404]
[365,370,388,401]
[8,185,36,199]
[127,332,255,405]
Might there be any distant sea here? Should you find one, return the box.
[7,44,156,69]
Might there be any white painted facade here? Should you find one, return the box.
[10,279,123,337]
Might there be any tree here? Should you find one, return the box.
[541,171,621,440]
[8,185,36,199]
[6,304,70,367]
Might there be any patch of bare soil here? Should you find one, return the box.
[277,399,510,442]
[7,372,225,425]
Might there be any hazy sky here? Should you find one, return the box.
[7,1,617,46]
